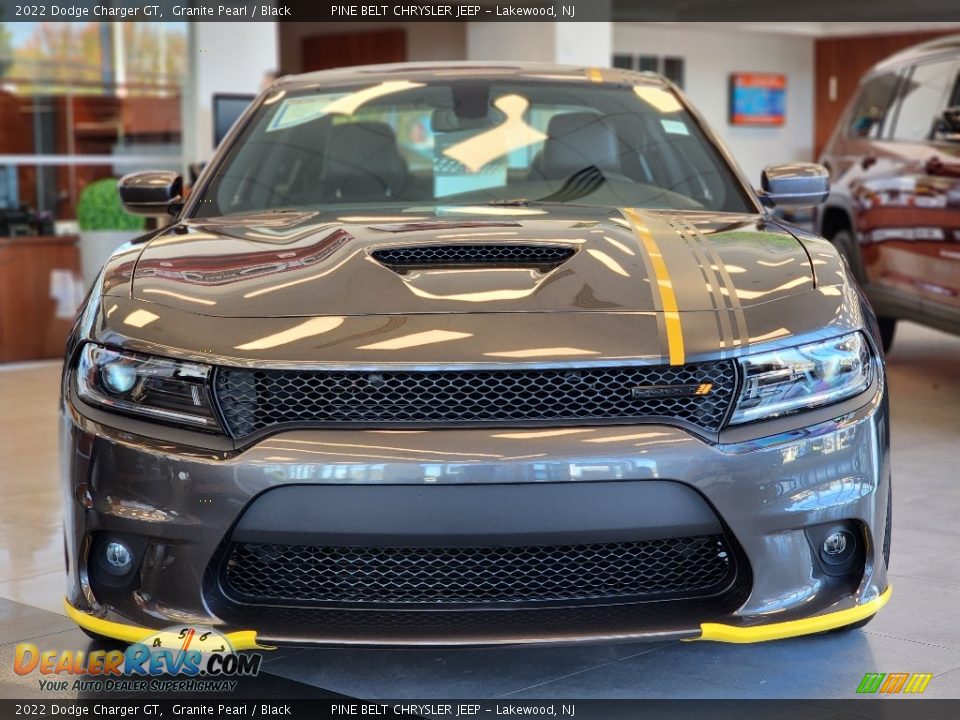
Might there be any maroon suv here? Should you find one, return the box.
[819,35,960,351]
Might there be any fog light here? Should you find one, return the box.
[90,535,145,588]
[823,531,849,556]
[819,530,856,567]
[104,542,132,574]
[101,363,137,394]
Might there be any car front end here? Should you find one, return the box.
[61,64,891,648]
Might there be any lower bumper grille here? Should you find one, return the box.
[221,535,736,608]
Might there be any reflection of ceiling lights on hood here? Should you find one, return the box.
[324,80,425,116]
[484,347,600,358]
[234,316,345,350]
[357,330,473,351]
[586,248,629,277]
[141,288,217,306]
[123,309,159,328]
[438,206,546,217]
[442,94,547,173]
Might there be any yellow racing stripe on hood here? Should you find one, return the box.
[623,208,686,365]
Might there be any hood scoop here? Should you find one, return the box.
[370,244,576,273]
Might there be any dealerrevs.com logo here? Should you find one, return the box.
[14,626,265,694]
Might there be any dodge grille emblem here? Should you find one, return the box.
[631,383,713,400]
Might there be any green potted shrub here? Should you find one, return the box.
[77,177,146,288]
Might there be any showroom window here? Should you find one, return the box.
[0,21,185,225]
[889,58,959,142]
[610,53,685,88]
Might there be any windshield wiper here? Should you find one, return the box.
[485,198,537,206]
[486,167,608,207]
[484,198,596,208]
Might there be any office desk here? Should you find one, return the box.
[0,235,81,363]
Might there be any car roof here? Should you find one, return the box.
[272,61,672,91]
[870,34,960,75]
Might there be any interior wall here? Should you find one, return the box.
[467,22,612,67]
[278,22,467,74]
[466,22,555,62]
[301,29,407,72]
[183,22,279,164]
[614,24,815,185]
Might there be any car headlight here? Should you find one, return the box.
[729,332,875,425]
[75,344,221,431]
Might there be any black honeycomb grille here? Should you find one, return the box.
[214,361,736,438]
[221,535,735,607]
[371,244,575,269]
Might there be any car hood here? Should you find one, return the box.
[124,206,814,318]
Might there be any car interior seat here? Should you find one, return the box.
[321,121,409,201]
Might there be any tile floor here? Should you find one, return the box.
[1,321,958,700]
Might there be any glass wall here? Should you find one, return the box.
[0,21,186,226]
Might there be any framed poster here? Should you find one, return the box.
[729,73,786,126]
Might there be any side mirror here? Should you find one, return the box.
[118,171,184,216]
[933,107,960,142]
[759,162,829,208]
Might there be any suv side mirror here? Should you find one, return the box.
[759,162,829,208]
[933,107,960,142]
[118,171,184,216]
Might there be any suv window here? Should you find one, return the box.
[890,58,958,142]
[848,72,900,139]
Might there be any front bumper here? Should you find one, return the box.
[62,386,891,647]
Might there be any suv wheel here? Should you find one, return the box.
[877,317,897,354]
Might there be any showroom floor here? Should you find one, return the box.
[1,321,959,700]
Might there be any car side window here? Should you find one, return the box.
[847,72,900,139]
[889,58,959,142]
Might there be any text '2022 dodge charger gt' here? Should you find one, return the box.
[62,63,891,647]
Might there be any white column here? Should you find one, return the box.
[181,22,279,169]
[467,21,612,67]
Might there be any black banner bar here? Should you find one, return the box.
[1,699,959,720]
[2,0,960,22]
[3,1,610,23]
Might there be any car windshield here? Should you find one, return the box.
[192,78,754,218]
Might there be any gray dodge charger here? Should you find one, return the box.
[62,63,891,648]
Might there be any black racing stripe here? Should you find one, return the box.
[667,216,732,358]
[682,218,750,351]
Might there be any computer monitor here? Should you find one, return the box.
[213,94,255,148]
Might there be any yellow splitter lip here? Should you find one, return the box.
[694,586,892,643]
[63,599,274,651]
[64,588,890,648]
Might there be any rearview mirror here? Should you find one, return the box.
[118,171,184,216]
[759,163,829,208]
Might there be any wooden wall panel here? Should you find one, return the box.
[302,29,407,72]
[815,30,957,158]
[0,236,80,363]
